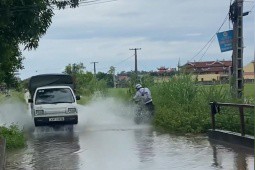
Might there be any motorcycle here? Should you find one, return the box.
[133,102,154,124]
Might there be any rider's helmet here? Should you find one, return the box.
[135,84,142,91]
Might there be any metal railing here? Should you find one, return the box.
[209,102,254,136]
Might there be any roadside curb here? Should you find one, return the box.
[0,137,6,170]
[208,129,254,149]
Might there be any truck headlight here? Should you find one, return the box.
[67,108,77,114]
[35,110,44,115]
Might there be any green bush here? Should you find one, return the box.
[152,74,239,134]
[0,124,25,149]
[107,88,130,101]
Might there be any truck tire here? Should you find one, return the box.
[74,118,78,124]
[34,121,40,127]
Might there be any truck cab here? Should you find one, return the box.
[29,86,79,126]
[28,74,80,126]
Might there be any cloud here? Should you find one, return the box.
[18,0,254,79]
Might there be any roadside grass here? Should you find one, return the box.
[0,92,26,149]
[107,88,130,101]
[0,124,25,149]
[78,88,130,105]
[77,95,93,105]
[244,83,255,101]
[149,75,254,135]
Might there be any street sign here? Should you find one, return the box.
[216,30,233,52]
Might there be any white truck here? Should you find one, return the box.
[28,74,80,126]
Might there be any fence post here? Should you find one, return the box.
[210,103,216,130]
[0,137,6,170]
[239,106,245,136]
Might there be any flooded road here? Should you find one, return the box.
[2,97,254,170]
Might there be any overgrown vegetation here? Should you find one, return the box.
[0,124,25,149]
[150,74,254,135]
[118,73,254,135]
[62,63,109,105]
[0,0,81,88]
[0,93,26,149]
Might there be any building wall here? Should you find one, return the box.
[188,62,254,82]
[243,62,254,80]
[193,74,222,82]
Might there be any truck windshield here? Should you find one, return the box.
[35,88,75,105]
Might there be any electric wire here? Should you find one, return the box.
[0,0,117,14]
[189,13,229,62]
[52,0,117,9]
[248,3,255,11]
[198,36,216,62]
[114,54,135,67]
[96,54,134,72]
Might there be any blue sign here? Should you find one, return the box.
[216,30,233,52]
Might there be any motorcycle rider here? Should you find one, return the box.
[133,84,154,116]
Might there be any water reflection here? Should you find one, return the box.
[134,128,155,163]
[211,144,223,169]
[6,126,80,170]
[6,126,254,170]
[209,139,254,170]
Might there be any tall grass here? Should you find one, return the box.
[107,74,254,135]
[78,78,108,105]
[0,92,26,149]
[107,88,129,101]
[0,125,25,149]
[151,74,253,134]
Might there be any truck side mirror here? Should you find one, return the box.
[76,96,80,100]
[28,99,33,103]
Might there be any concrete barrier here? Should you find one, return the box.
[0,137,6,170]
[208,129,254,149]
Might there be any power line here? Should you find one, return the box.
[52,0,117,9]
[95,54,134,72]
[0,0,117,14]
[114,54,134,66]
[189,13,229,62]
[198,37,216,62]
[248,3,255,11]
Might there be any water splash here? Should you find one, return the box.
[0,97,33,130]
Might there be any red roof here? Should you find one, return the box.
[185,61,232,68]
[182,60,232,73]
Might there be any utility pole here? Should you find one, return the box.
[112,66,116,88]
[129,48,141,76]
[91,62,98,77]
[230,0,244,98]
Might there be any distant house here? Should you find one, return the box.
[118,75,129,81]
[181,60,232,82]
[243,61,255,82]
[116,75,130,88]
[157,67,176,74]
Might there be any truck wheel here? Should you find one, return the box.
[34,121,40,127]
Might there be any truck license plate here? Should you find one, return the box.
[49,117,64,121]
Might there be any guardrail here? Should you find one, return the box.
[209,102,254,136]
[0,137,6,170]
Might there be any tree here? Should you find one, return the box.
[0,0,79,49]
[96,72,113,87]
[63,63,86,76]
[0,41,23,88]
[0,0,80,86]
[63,63,108,95]
[63,62,86,91]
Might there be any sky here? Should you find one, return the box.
[18,0,255,80]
